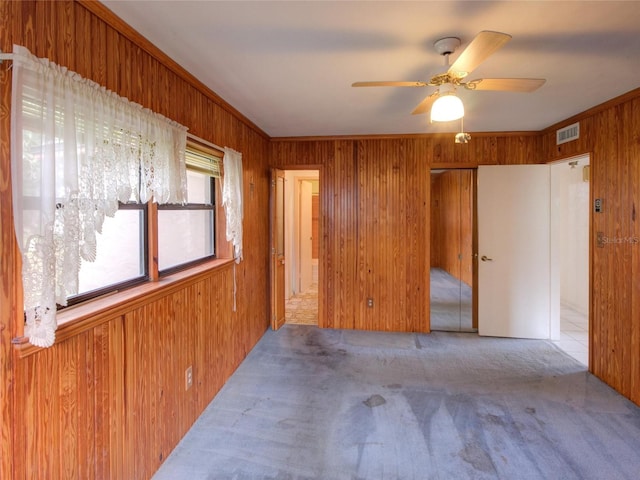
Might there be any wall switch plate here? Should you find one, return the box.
[594,198,602,213]
[185,366,193,390]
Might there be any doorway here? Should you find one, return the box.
[550,155,590,365]
[430,169,476,332]
[429,163,590,353]
[284,170,319,326]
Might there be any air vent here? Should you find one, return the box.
[556,122,580,145]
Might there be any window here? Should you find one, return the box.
[11,45,190,346]
[65,141,221,305]
[158,144,221,273]
[68,202,148,305]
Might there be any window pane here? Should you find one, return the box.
[186,169,212,204]
[76,209,145,295]
[158,210,214,270]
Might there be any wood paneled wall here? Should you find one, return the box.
[2,3,640,479]
[271,134,540,333]
[0,1,271,479]
[11,266,239,480]
[430,170,473,286]
[541,89,640,406]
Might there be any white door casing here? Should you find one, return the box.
[299,180,313,292]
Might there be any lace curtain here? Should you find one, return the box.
[10,44,188,347]
[222,147,244,263]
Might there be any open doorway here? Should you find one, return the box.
[430,169,476,332]
[550,155,590,365]
[284,170,319,325]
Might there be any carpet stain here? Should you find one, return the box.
[484,413,507,426]
[459,443,495,473]
[526,406,547,428]
[363,394,386,408]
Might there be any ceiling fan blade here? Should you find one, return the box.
[464,78,546,92]
[448,31,511,79]
[411,92,438,115]
[352,81,428,87]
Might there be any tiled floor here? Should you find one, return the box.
[285,283,318,325]
[553,304,588,366]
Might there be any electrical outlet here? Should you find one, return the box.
[185,366,193,390]
[367,298,374,308]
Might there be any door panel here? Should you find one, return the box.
[270,169,286,330]
[478,165,550,339]
[429,169,475,332]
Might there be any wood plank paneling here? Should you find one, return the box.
[12,327,114,480]
[2,3,640,480]
[271,134,537,334]
[631,97,640,406]
[1,1,270,479]
[431,170,473,286]
[542,92,640,405]
[1,0,21,476]
[123,285,205,479]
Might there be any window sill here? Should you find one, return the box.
[14,257,236,358]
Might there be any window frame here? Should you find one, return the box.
[57,139,224,309]
[64,201,149,307]
[157,172,217,276]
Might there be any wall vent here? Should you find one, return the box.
[556,122,580,145]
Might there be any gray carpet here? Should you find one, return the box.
[153,326,640,480]
[430,268,474,332]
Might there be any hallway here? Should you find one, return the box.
[553,304,589,366]
[285,283,318,326]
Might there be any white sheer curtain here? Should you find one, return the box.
[222,147,244,263]
[10,44,188,347]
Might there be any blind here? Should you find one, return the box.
[185,147,221,178]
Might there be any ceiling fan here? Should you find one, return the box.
[352,31,546,122]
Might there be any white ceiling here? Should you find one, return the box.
[102,1,640,138]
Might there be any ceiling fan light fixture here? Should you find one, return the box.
[430,93,464,122]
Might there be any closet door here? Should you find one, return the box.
[430,169,474,332]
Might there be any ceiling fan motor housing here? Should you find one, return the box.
[432,37,462,84]
[434,37,461,56]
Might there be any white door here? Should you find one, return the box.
[299,180,313,292]
[478,165,550,339]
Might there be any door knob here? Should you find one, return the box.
[481,255,493,262]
